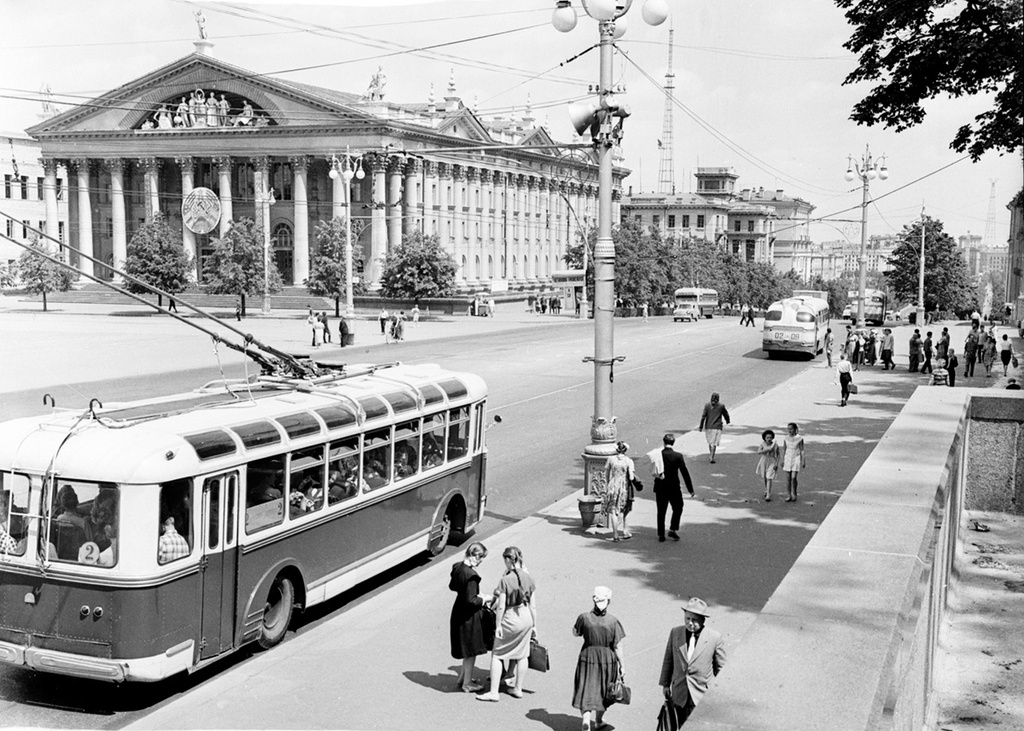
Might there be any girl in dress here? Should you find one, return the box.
[573,586,626,731]
[602,442,635,542]
[755,429,780,502]
[477,547,537,702]
[779,422,806,503]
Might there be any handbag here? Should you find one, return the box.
[605,673,631,705]
[657,700,680,731]
[630,476,644,492]
[1014,355,1019,368]
[528,636,549,672]
[848,382,859,395]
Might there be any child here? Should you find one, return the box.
[755,429,781,502]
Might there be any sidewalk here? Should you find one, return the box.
[124,324,1011,731]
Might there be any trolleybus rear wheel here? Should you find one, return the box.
[257,575,294,649]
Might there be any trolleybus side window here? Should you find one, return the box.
[473,404,485,452]
[394,420,421,481]
[363,428,391,491]
[245,455,285,534]
[158,478,193,564]
[1,474,30,556]
[422,414,446,469]
[448,406,470,458]
[328,438,362,504]
[208,478,220,550]
[289,446,325,519]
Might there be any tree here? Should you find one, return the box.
[0,263,14,289]
[16,237,74,311]
[836,0,1023,160]
[805,274,853,317]
[886,215,974,316]
[123,212,192,308]
[202,218,283,316]
[378,232,457,300]
[609,219,670,306]
[305,217,367,316]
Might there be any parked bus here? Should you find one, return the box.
[847,288,887,326]
[673,287,719,319]
[0,363,488,682]
[763,295,831,359]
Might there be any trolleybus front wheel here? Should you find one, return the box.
[257,575,294,649]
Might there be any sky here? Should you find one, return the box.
[1,0,1019,248]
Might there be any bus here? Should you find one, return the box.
[847,288,887,326]
[673,287,719,319]
[763,295,831,359]
[0,362,488,682]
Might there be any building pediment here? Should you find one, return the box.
[27,53,373,137]
[519,126,556,152]
[435,109,493,144]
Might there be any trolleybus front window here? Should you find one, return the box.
[448,406,470,458]
[1,473,30,557]
[43,480,119,566]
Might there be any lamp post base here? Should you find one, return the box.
[916,307,926,327]
[582,415,617,498]
[262,296,272,316]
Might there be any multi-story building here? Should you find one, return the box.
[959,232,1009,280]
[621,169,815,268]
[1,131,68,273]
[25,42,624,291]
[1007,191,1023,326]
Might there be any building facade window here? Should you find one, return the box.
[3,174,10,198]
[20,176,28,199]
[22,220,30,238]
[5,219,12,237]
[734,220,741,232]
[37,177,44,199]
[58,221,65,241]
[668,215,675,228]
[652,215,660,227]
[747,220,755,232]
[697,215,705,229]
[682,215,690,228]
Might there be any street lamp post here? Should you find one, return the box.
[845,145,889,325]
[918,206,926,328]
[329,148,366,319]
[553,0,668,497]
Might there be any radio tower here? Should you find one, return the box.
[983,179,998,247]
[656,25,676,195]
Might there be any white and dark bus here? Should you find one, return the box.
[0,363,488,682]
[763,295,831,358]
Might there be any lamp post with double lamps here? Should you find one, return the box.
[844,145,889,325]
[552,0,669,497]
[329,147,366,319]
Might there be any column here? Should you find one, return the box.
[290,156,310,285]
[40,159,60,244]
[213,156,233,236]
[72,158,93,277]
[537,177,549,279]
[387,155,403,251]
[331,157,345,219]
[423,160,437,236]
[504,172,517,280]
[368,153,388,287]
[139,157,161,220]
[438,163,453,249]
[175,157,197,276]
[105,159,127,281]
[452,165,466,281]
[251,156,272,313]
[465,166,480,282]
[403,157,420,236]
[526,177,538,280]
[481,169,496,279]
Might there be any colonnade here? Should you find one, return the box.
[43,152,616,289]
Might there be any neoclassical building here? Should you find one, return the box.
[27,41,626,291]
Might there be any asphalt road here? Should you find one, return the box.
[0,313,806,728]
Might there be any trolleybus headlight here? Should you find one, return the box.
[93,607,103,619]
[80,606,91,618]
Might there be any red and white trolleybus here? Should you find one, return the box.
[0,362,488,682]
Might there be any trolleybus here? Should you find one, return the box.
[0,363,488,682]
[673,287,719,319]
[847,288,887,326]
[763,295,831,358]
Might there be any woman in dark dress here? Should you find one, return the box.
[573,586,626,731]
[449,541,492,692]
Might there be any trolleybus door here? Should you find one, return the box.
[199,472,239,660]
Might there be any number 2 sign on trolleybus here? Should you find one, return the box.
[763,295,831,359]
[0,362,489,682]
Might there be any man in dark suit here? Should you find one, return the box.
[652,433,694,542]
[660,597,727,726]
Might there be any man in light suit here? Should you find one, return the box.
[660,597,726,726]
[652,433,694,543]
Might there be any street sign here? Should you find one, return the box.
[182,187,221,234]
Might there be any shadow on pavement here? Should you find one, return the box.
[525,707,585,731]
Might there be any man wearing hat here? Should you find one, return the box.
[659,597,726,726]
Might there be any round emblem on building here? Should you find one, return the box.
[181,187,221,234]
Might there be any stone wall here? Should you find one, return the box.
[964,395,1024,513]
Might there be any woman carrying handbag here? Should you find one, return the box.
[477,547,537,702]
